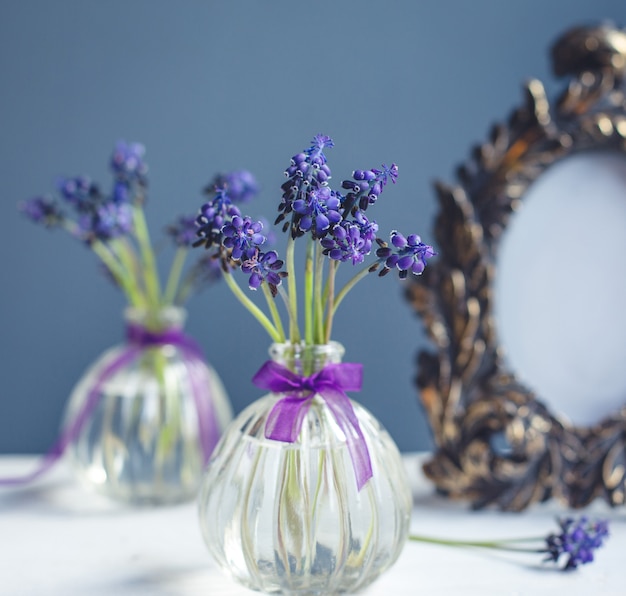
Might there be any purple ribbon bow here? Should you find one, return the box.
[252,360,373,491]
[0,325,219,487]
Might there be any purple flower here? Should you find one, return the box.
[372,163,398,187]
[277,135,334,235]
[544,517,609,570]
[111,181,131,204]
[305,134,334,166]
[79,202,134,242]
[57,176,98,213]
[166,215,199,248]
[292,186,342,238]
[341,163,398,213]
[110,141,148,184]
[409,515,609,572]
[241,249,286,294]
[195,188,242,249]
[320,211,378,265]
[222,215,266,259]
[208,170,259,203]
[352,210,379,250]
[19,196,65,227]
[321,220,372,265]
[376,230,435,278]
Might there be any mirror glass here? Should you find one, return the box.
[495,151,626,427]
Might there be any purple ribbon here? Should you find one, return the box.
[0,325,219,487]
[252,360,373,491]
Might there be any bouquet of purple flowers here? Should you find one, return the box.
[193,133,435,345]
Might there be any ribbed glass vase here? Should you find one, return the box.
[63,306,233,504]
[198,341,412,595]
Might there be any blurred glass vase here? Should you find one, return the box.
[63,306,233,504]
[198,341,412,595]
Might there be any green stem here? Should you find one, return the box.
[314,249,325,344]
[262,283,286,342]
[115,237,142,283]
[163,247,188,305]
[286,235,300,343]
[278,286,298,341]
[91,240,144,307]
[324,260,338,344]
[408,534,541,553]
[304,237,314,345]
[223,272,281,342]
[152,348,180,468]
[241,446,265,572]
[63,221,141,306]
[132,204,161,308]
[332,259,380,317]
[112,237,150,305]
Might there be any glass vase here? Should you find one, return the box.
[198,341,412,595]
[63,306,233,504]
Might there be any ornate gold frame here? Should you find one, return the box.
[407,24,626,511]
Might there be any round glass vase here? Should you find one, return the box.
[198,341,412,595]
[62,306,233,504]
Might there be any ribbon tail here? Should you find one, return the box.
[321,388,373,491]
[0,347,140,487]
[172,333,205,361]
[182,354,221,462]
[265,395,313,443]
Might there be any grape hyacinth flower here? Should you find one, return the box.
[341,163,398,214]
[241,249,286,294]
[320,210,380,265]
[19,196,65,228]
[194,188,242,253]
[409,516,609,572]
[20,141,246,310]
[193,134,435,346]
[112,180,131,204]
[207,170,259,203]
[292,186,342,238]
[168,171,259,301]
[306,133,334,166]
[320,220,372,265]
[110,140,148,184]
[222,215,266,260]
[544,517,610,570]
[376,231,436,278]
[58,176,98,213]
[277,134,334,236]
[86,202,134,242]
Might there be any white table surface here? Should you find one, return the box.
[1,454,624,596]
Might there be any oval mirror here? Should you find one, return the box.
[495,151,626,427]
[408,23,626,510]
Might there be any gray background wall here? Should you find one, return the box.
[1,0,624,454]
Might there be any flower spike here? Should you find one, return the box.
[277,135,335,237]
[19,196,65,228]
[376,230,435,278]
[409,515,609,572]
[191,134,434,345]
[544,517,610,570]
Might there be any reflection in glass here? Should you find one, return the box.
[495,152,626,426]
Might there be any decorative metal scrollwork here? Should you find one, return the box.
[407,23,626,511]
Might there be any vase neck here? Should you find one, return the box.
[124,306,187,334]
[268,342,345,376]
